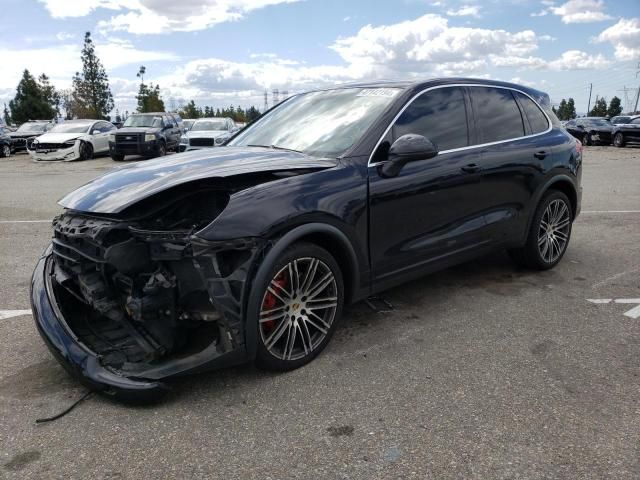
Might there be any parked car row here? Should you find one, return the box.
[2,112,241,162]
[564,115,640,148]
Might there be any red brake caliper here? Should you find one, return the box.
[261,273,287,334]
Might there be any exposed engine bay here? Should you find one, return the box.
[49,180,264,377]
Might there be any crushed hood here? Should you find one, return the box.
[34,132,84,143]
[59,147,337,214]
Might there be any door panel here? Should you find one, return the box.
[369,86,495,283]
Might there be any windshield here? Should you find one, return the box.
[17,123,48,133]
[585,118,610,127]
[183,120,195,130]
[49,122,92,134]
[228,87,401,157]
[192,120,227,131]
[123,115,163,128]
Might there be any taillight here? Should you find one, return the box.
[575,139,583,156]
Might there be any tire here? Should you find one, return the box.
[111,154,125,162]
[157,141,166,157]
[582,132,592,146]
[1,144,10,158]
[613,132,625,148]
[254,242,344,371]
[79,141,93,160]
[508,190,573,270]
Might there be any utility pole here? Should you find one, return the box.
[586,83,593,115]
[634,62,640,113]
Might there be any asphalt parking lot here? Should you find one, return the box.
[0,148,639,479]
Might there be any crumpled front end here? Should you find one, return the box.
[29,140,81,162]
[31,187,264,399]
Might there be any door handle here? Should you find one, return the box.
[534,151,547,160]
[460,163,481,174]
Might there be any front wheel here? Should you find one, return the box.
[79,141,93,160]
[1,144,10,158]
[509,190,573,270]
[111,154,125,161]
[254,242,344,371]
[582,132,592,146]
[613,132,625,148]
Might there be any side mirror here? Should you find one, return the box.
[379,134,439,178]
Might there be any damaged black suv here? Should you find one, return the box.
[31,79,582,401]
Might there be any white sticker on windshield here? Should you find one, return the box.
[356,88,399,98]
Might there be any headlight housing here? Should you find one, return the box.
[63,138,78,146]
[180,136,188,145]
[215,136,226,145]
[144,133,156,142]
[109,133,116,141]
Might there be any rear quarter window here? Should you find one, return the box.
[514,92,549,134]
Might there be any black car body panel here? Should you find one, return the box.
[0,127,11,156]
[59,148,338,213]
[109,113,182,158]
[564,117,613,144]
[9,121,52,151]
[32,78,582,400]
[612,116,640,145]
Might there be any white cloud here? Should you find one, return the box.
[38,0,129,18]
[0,40,178,93]
[547,49,610,69]
[594,18,640,60]
[550,0,612,24]
[330,14,541,76]
[446,5,481,17]
[530,10,548,17]
[90,0,301,34]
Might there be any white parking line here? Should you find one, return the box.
[0,310,32,320]
[587,299,640,319]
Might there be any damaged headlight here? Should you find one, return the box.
[180,136,189,145]
[63,139,78,146]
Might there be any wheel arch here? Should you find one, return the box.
[244,222,361,360]
[523,175,578,244]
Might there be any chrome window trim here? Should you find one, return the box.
[368,83,553,167]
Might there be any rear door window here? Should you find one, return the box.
[392,86,469,151]
[470,87,525,144]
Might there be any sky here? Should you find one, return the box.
[1,0,639,116]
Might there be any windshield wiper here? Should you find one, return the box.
[247,144,303,154]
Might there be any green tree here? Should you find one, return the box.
[566,98,576,119]
[70,32,114,119]
[135,66,165,112]
[607,96,622,117]
[137,84,165,112]
[3,103,11,125]
[556,99,568,120]
[8,69,59,123]
[179,100,200,119]
[589,97,608,117]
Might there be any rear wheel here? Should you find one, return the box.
[613,132,625,148]
[509,190,573,270]
[254,242,344,371]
